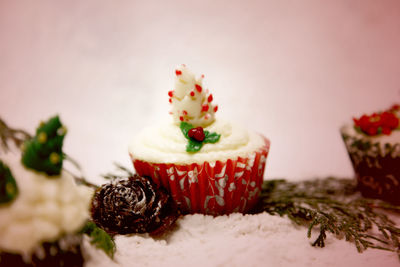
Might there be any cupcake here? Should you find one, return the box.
[129,65,270,215]
[341,104,400,204]
[0,116,92,266]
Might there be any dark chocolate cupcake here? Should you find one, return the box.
[0,234,84,267]
[91,174,179,235]
[341,105,400,204]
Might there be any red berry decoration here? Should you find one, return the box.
[389,104,400,112]
[353,106,400,136]
[188,127,205,142]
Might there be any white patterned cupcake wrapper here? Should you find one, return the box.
[131,137,270,215]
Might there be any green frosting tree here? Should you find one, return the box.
[0,160,18,204]
[21,115,66,176]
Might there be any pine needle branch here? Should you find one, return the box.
[251,178,400,259]
[102,162,134,180]
[0,118,31,151]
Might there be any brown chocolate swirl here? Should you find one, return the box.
[91,175,179,235]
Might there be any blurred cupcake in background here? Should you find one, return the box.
[0,116,92,267]
[129,65,270,215]
[341,104,400,204]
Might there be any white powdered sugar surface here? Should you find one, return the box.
[83,212,398,267]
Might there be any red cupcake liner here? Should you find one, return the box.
[130,137,270,215]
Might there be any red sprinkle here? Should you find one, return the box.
[190,91,195,97]
[208,94,213,102]
[168,90,174,97]
[195,84,202,93]
[214,105,218,113]
[175,70,182,76]
[169,98,172,103]
[202,104,209,112]
[183,110,188,115]
[179,116,184,121]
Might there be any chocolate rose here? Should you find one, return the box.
[91,175,179,235]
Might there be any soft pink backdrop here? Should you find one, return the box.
[1,0,400,183]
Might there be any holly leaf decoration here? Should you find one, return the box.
[187,139,203,152]
[0,160,18,205]
[82,221,116,259]
[180,122,192,139]
[180,122,221,153]
[204,131,220,143]
[21,115,66,176]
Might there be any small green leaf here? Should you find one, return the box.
[186,139,203,152]
[204,131,221,144]
[82,221,115,259]
[180,122,193,139]
[0,160,18,205]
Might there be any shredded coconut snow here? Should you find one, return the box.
[83,212,398,267]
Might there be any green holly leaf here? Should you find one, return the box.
[82,221,115,259]
[186,139,203,152]
[180,122,221,153]
[0,160,18,205]
[204,131,221,144]
[180,122,193,139]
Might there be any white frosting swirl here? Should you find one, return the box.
[129,119,267,164]
[341,124,400,145]
[0,152,92,256]
[170,65,217,127]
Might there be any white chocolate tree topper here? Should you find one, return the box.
[169,65,218,128]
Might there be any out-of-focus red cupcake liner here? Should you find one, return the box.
[341,129,400,204]
[130,137,270,215]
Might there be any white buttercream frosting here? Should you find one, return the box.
[129,119,267,164]
[0,152,92,256]
[169,65,217,128]
[341,124,400,145]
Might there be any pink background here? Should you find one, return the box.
[1,0,400,183]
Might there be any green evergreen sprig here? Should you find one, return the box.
[251,178,400,259]
[180,122,220,152]
[81,221,116,259]
[21,116,66,176]
[0,116,98,189]
[0,160,18,204]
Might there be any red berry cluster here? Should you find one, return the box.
[353,105,400,136]
[188,127,205,141]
